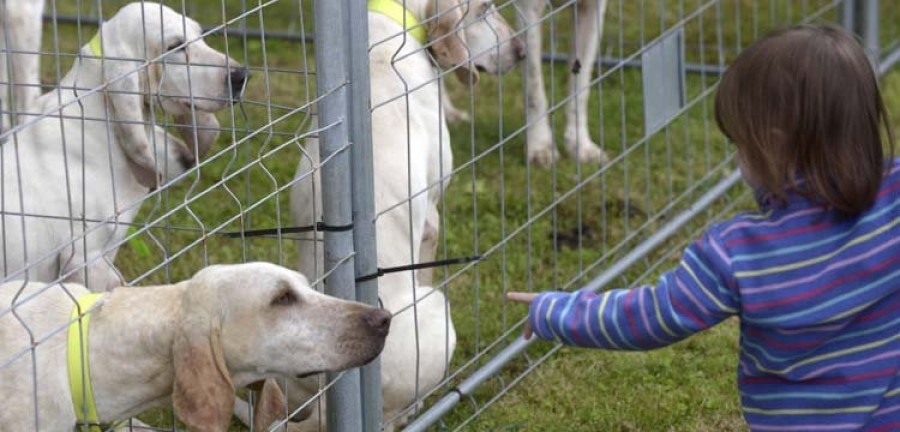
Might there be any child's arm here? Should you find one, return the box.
[513,231,739,350]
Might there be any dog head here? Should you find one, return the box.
[427,0,524,84]
[85,2,247,188]
[171,262,390,431]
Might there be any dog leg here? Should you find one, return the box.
[418,204,439,286]
[440,77,469,124]
[521,0,558,166]
[0,0,44,132]
[563,0,608,165]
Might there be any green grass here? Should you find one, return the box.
[28,0,900,430]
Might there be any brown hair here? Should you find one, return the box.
[715,24,895,216]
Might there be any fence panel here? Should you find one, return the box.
[0,0,354,430]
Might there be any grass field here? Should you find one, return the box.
[28,0,900,430]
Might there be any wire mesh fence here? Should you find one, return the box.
[0,0,334,430]
[1,0,898,431]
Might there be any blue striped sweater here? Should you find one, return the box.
[529,160,900,431]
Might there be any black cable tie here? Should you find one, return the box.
[355,255,482,283]
[221,222,354,238]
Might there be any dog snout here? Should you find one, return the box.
[362,308,391,338]
[229,67,249,101]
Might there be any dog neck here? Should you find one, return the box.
[388,0,428,27]
[86,282,187,421]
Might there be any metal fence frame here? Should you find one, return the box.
[2,0,899,431]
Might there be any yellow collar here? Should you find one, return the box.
[67,293,105,432]
[368,0,427,45]
[88,32,102,57]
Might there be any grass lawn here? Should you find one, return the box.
[28,0,900,430]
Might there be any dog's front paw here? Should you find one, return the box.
[527,124,558,167]
[528,144,559,167]
[566,138,609,165]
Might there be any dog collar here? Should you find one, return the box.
[67,293,105,432]
[88,32,103,57]
[368,0,427,45]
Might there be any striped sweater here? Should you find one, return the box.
[528,160,900,431]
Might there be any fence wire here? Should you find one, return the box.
[1,0,898,432]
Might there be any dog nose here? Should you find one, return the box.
[229,67,249,100]
[362,308,391,337]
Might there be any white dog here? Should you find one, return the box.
[0,2,246,291]
[520,0,609,166]
[0,0,45,136]
[0,262,391,432]
[286,0,521,429]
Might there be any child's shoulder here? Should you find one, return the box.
[875,158,900,204]
[706,208,773,241]
[886,158,900,182]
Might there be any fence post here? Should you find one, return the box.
[312,0,363,430]
[841,0,856,33]
[342,0,383,431]
[859,0,880,62]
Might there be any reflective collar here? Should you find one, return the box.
[368,0,427,45]
[88,32,102,57]
[67,293,105,432]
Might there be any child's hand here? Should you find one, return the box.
[507,292,538,340]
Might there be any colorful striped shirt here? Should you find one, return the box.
[528,159,900,431]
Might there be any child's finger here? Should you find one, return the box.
[507,292,538,304]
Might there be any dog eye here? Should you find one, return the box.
[166,40,185,52]
[271,290,298,306]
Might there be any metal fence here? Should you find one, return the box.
[0,0,898,431]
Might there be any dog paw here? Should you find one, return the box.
[528,144,559,167]
[444,106,470,124]
[567,139,609,165]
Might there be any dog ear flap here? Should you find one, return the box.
[100,50,162,188]
[172,320,235,432]
[253,379,287,431]
[428,1,480,85]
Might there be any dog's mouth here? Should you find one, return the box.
[296,370,324,379]
[178,99,225,113]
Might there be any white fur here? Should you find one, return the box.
[0,262,390,431]
[0,2,242,291]
[282,0,521,429]
[0,0,45,137]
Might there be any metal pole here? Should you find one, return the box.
[840,0,856,33]
[313,0,363,430]
[861,0,880,62]
[343,0,383,431]
[402,170,743,432]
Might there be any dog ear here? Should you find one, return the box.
[428,0,480,85]
[172,320,235,432]
[252,379,287,431]
[91,31,163,188]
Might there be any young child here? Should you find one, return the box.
[509,24,899,431]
